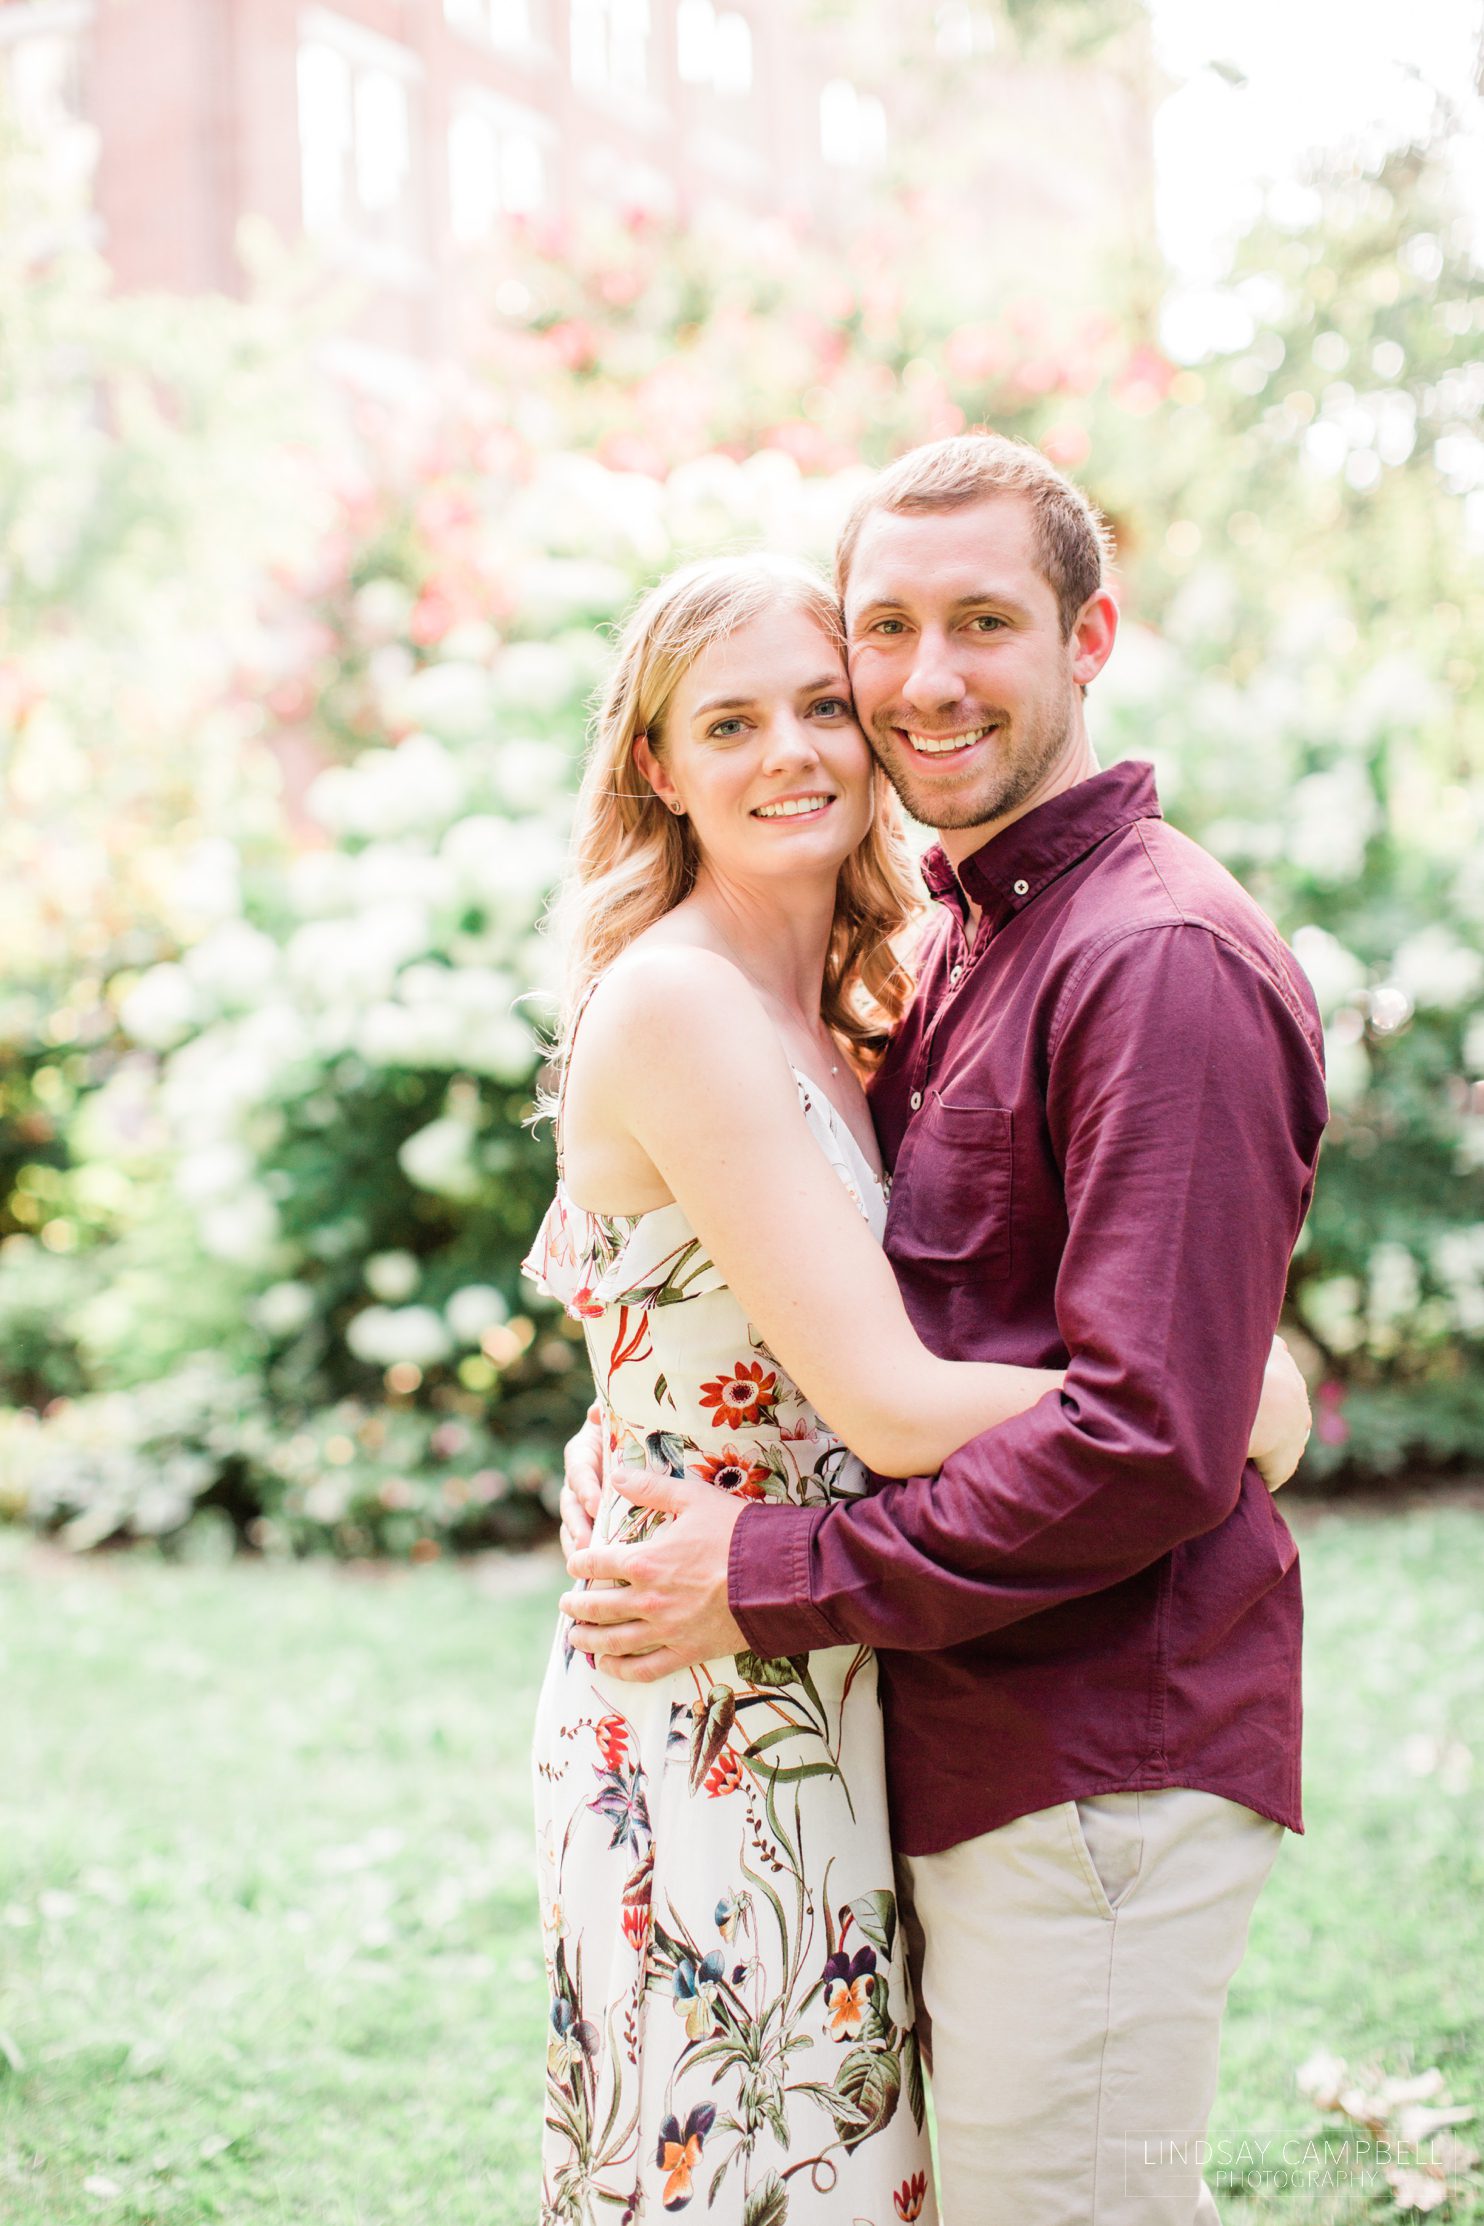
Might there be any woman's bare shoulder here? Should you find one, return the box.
[582,935,780,1078]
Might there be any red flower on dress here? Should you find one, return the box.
[694,1447,771,1500]
[895,2170,929,2221]
[621,1849,652,1953]
[698,1361,779,1432]
[703,1748,744,1799]
[595,1713,631,1770]
[569,1285,606,1320]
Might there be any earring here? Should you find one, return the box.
[669,800,686,816]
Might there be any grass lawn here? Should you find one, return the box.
[1,1502,1481,2225]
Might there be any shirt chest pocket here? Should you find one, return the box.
[885,1095,1014,1280]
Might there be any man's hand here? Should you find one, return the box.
[1249,1333,1312,1492]
[560,1468,748,1681]
[559,1404,604,1561]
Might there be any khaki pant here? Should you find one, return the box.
[900,1788,1283,2226]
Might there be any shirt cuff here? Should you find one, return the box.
[727,1500,842,1656]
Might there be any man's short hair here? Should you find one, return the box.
[835,431,1115,639]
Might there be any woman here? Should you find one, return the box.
[522,555,1305,2225]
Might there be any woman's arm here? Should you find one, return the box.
[574,949,1061,1479]
[555,1336,1312,1559]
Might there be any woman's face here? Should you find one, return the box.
[635,606,876,891]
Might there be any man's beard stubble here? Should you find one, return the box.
[869,681,1076,834]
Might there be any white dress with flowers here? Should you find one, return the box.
[522,1071,935,2226]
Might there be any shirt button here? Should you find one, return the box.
[949,964,963,983]
[909,1090,923,1110]
[1013,878,1030,896]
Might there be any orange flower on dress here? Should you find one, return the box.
[821,1945,877,2040]
[694,1447,771,1499]
[703,1748,744,1798]
[698,1361,779,1432]
[569,1284,606,1319]
[895,2170,929,2220]
[656,2102,716,2210]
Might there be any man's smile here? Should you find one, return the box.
[896,722,1001,760]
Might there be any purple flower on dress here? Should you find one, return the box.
[821,1944,877,2041]
[588,1766,651,1855]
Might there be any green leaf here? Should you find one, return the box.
[902,2024,925,2134]
[815,2084,873,2132]
[707,2141,742,2209]
[834,2044,901,2151]
[741,2170,788,2226]
[742,1722,813,1756]
[734,1649,808,1688]
[847,1888,897,1961]
[753,1756,844,1787]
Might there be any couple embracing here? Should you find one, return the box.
[522,433,1328,2226]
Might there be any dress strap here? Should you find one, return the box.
[553,976,602,1177]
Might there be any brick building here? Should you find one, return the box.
[0,0,886,363]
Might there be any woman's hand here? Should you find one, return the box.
[560,1404,604,1562]
[1248,1334,1312,1491]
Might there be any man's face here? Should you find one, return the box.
[844,494,1094,838]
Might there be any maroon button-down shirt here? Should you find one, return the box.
[728,762,1328,1858]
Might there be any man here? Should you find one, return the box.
[557,433,1328,2224]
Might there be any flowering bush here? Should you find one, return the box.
[2,117,1481,1547]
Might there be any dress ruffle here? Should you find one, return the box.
[521,1189,727,1317]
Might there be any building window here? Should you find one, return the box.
[676,0,751,95]
[448,98,550,241]
[570,0,649,95]
[819,77,886,168]
[297,10,422,259]
[444,0,538,49]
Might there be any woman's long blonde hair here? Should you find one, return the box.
[548,553,924,1074]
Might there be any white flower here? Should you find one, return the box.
[353,578,415,640]
[1433,1227,1484,1335]
[1322,1030,1370,1111]
[397,663,497,742]
[346,1305,453,1367]
[492,642,579,713]
[440,815,565,924]
[493,737,569,814]
[365,1250,420,1302]
[121,963,197,1050]
[198,1188,279,1266]
[1299,1274,1364,1354]
[289,850,357,917]
[286,906,431,1003]
[170,837,242,928]
[303,1477,352,1524]
[1284,764,1380,883]
[253,1281,316,1336]
[398,1116,484,1202]
[1389,926,1484,1012]
[309,735,465,840]
[184,922,280,1009]
[1367,1241,1421,1354]
[446,1284,508,1344]
[176,1141,255,1205]
[1292,927,1368,1020]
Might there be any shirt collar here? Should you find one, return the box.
[919,760,1162,928]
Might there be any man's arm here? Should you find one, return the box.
[728,923,1329,1659]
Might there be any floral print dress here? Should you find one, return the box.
[522,1070,935,2226]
